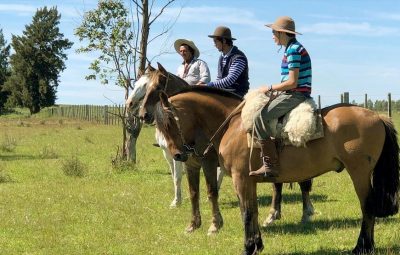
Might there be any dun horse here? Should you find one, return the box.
[128,64,314,228]
[140,84,399,254]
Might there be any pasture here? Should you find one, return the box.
[0,111,399,254]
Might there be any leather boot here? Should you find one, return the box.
[249,138,280,177]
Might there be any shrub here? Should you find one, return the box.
[38,145,59,159]
[60,155,87,177]
[0,165,12,183]
[0,135,17,152]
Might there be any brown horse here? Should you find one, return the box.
[140,64,316,227]
[140,85,399,254]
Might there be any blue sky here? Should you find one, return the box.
[0,0,399,106]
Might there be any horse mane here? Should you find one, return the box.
[169,85,244,101]
[148,69,189,89]
[154,101,176,135]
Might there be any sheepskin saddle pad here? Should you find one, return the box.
[241,90,324,148]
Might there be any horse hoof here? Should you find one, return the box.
[169,199,182,208]
[207,224,220,235]
[262,211,280,227]
[352,246,374,254]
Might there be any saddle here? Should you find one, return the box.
[241,90,324,148]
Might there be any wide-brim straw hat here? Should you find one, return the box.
[174,39,200,58]
[265,16,302,35]
[208,26,236,40]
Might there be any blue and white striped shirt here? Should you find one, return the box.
[208,47,247,89]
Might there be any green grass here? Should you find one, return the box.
[0,112,399,254]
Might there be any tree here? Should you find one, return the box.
[75,0,177,162]
[4,7,73,114]
[0,28,11,112]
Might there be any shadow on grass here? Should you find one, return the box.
[262,217,399,235]
[274,245,400,255]
[220,193,329,209]
[0,154,44,161]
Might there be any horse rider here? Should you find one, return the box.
[249,16,312,178]
[198,26,249,97]
[174,39,211,85]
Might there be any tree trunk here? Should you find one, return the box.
[125,112,142,163]
[138,0,149,75]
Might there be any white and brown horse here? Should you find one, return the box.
[140,85,399,254]
[137,64,316,229]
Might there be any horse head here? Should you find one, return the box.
[125,64,156,115]
[153,91,188,162]
[139,62,189,124]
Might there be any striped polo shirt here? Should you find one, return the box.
[281,38,312,96]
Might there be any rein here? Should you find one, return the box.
[202,100,246,156]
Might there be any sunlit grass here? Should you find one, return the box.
[0,110,399,254]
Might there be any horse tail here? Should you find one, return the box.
[366,117,399,217]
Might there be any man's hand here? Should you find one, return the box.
[258,85,271,94]
[196,81,207,86]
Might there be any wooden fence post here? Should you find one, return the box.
[104,105,108,125]
[343,92,349,104]
[318,95,321,109]
[364,94,368,108]
[388,93,392,118]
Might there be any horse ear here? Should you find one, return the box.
[159,92,170,110]
[157,62,167,74]
[147,64,155,72]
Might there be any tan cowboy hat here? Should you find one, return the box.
[174,39,200,58]
[265,16,302,35]
[208,26,236,40]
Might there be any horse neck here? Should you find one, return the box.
[165,75,190,96]
[173,92,241,143]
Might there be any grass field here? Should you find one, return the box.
[0,111,399,255]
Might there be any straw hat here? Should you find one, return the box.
[208,26,236,40]
[174,39,200,58]
[265,16,302,35]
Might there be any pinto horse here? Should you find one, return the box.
[134,64,314,229]
[140,85,399,254]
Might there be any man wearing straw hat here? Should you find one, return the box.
[174,39,211,85]
[250,16,312,178]
[200,26,249,97]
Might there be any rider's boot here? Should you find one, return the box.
[249,137,280,177]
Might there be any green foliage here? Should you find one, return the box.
[0,28,11,112]
[75,0,134,87]
[3,7,73,114]
[60,154,88,177]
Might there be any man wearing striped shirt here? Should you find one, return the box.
[250,16,312,178]
[201,26,249,97]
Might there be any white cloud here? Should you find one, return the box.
[300,22,399,36]
[0,4,36,15]
[157,6,265,29]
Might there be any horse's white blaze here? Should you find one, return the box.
[126,75,151,109]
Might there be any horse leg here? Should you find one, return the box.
[162,149,182,208]
[347,164,376,254]
[262,183,282,227]
[232,173,263,255]
[299,179,314,223]
[201,157,223,235]
[217,166,224,191]
[185,163,201,233]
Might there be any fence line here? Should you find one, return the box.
[40,92,395,124]
[39,104,124,125]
